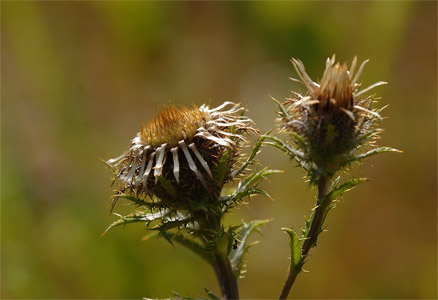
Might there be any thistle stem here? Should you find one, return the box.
[214,254,239,300]
[202,210,239,300]
[279,176,331,299]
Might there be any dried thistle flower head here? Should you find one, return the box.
[274,55,396,180]
[140,105,210,147]
[107,102,256,209]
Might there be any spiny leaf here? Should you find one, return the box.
[318,204,336,236]
[227,187,272,205]
[247,187,273,200]
[287,131,307,151]
[229,219,271,277]
[301,213,312,238]
[326,178,369,203]
[263,134,312,171]
[270,95,290,118]
[154,219,189,233]
[354,147,402,161]
[102,210,168,235]
[262,134,306,160]
[222,168,281,204]
[282,227,303,273]
[151,212,195,238]
[232,135,265,178]
[240,168,282,191]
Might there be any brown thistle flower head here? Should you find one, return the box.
[275,55,392,180]
[107,102,256,209]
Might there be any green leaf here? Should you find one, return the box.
[262,134,306,160]
[232,135,265,178]
[281,227,303,273]
[102,210,168,235]
[326,178,369,203]
[229,219,271,277]
[239,168,281,193]
[354,146,402,161]
[301,213,312,238]
[247,187,273,199]
[221,168,281,204]
[270,95,290,118]
[287,131,307,152]
[154,219,189,232]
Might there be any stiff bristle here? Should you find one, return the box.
[140,105,210,147]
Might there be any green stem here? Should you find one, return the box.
[213,254,239,300]
[279,176,331,299]
[201,210,239,300]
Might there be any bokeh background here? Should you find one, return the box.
[2,1,436,299]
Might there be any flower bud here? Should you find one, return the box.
[280,55,387,177]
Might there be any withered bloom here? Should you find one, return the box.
[107,102,256,209]
[276,55,390,179]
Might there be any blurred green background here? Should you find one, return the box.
[2,1,436,299]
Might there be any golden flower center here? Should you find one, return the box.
[140,105,210,147]
[316,63,353,109]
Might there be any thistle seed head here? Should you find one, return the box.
[280,55,387,177]
[107,102,256,209]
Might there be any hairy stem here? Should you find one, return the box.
[214,254,239,300]
[279,176,331,299]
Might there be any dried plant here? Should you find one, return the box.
[102,55,399,300]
